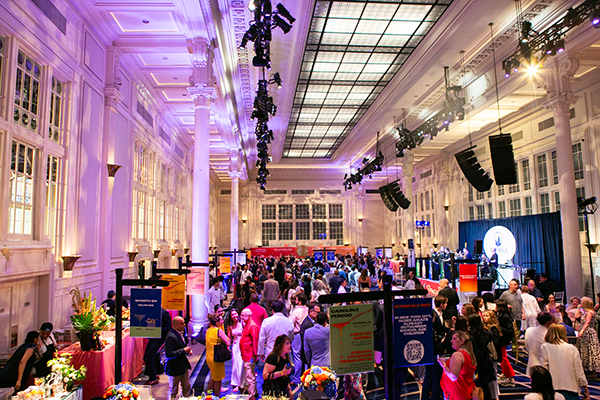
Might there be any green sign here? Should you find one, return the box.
[329,304,374,375]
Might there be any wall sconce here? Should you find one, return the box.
[62,255,81,272]
[127,251,139,263]
[242,218,248,225]
[153,249,161,259]
[184,248,190,255]
[107,164,122,196]
[171,248,178,256]
[433,242,439,250]
[443,204,449,211]
[401,241,407,248]
[358,217,363,223]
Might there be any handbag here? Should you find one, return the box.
[487,341,498,361]
[214,335,232,362]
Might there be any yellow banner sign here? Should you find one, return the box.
[161,275,186,311]
[219,257,231,273]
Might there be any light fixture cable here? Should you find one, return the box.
[489,23,505,136]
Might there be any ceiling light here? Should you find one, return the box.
[276,3,296,23]
[142,20,150,24]
[555,39,565,53]
[521,20,532,43]
[248,0,256,11]
[545,41,556,56]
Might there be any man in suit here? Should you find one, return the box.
[329,270,342,294]
[304,312,330,367]
[438,279,459,324]
[262,273,280,315]
[144,308,173,385]
[300,302,321,371]
[165,316,192,398]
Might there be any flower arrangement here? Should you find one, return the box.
[103,382,140,400]
[46,353,86,391]
[70,288,112,334]
[301,366,337,397]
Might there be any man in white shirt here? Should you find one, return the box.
[289,293,309,384]
[524,311,554,376]
[241,265,253,284]
[205,278,221,316]
[258,300,295,359]
[522,285,541,330]
[337,278,348,294]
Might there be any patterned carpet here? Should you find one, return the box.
[189,344,600,400]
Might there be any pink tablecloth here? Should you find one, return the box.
[60,331,145,400]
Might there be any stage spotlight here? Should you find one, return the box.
[263,0,272,17]
[253,48,270,67]
[273,14,292,33]
[545,41,556,56]
[556,39,565,53]
[276,3,296,23]
[273,72,282,89]
[591,8,600,27]
[248,0,256,11]
[521,20,532,43]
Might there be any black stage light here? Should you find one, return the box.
[545,41,556,56]
[263,0,272,17]
[521,20,532,43]
[253,52,269,67]
[591,8,600,27]
[273,72,282,89]
[555,39,565,53]
[276,4,295,23]
[273,15,292,33]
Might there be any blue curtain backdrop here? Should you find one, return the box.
[458,212,564,289]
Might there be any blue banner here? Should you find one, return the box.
[314,251,323,261]
[326,251,336,264]
[393,297,434,367]
[375,248,383,258]
[130,288,162,338]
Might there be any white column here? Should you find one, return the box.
[187,39,214,331]
[229,173,241,252]
[543,57,583,297]
[403,152,415,268]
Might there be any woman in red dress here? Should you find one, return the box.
[439,330,477,400]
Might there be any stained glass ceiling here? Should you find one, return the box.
[283,0,454,158]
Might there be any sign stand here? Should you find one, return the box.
[115,268,169,384]
[318,275,426,400]
[179,256,210,333]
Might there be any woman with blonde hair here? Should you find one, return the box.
[439,330,477,400]
[540,324,589,400]
[578,297,600,376]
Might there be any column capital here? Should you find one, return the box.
[228,170,242,181]
[104,46,123,109]
[104,86,124,110]
[187,85,215,108]
[542,57,580,110]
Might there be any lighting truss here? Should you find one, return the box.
[502,0,600,77]
[343,151,384,191]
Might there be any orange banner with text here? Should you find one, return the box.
[459,264,478,293]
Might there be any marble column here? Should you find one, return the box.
[543,57,583,297]
[187,39,215,331]
[229,152,241,253]
[403,152,415,268]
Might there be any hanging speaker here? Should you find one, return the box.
[389,182,411,210]
[489,134,517,185]
[379,184,399,212]
[454,147,493,192]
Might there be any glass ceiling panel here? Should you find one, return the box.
[284,0,453,158]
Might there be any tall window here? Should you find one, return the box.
[157,200,165,240]
[330,221,343,245]
[469,207,474,221]
[313,221,327,240]
[577,187,586,231]
[48,77,64,143]
[420,192,424,212]
[540,193,550,213]
[476,205,485,220]
[497,185,505,196]
[0,36,5,115]
[279,204,293,219]
[329,204,343,219]
[538,154,548,188]
[425,191,430,210]
[487,203,493,219]
[14,50,41,132]
[9,141,35,236]
[296,204,309,219]
[279,222,293,240]
[262,222,276,246]
[509,198,521,216]
[509,163,519,193]
[554,192,560,212]
[45,156,60,249]
[498,201,506,218]
[525,197,532,215]
[262,204,276,219]
[468,185,473,202]
[296,222,310,240]
[551,151,558,185]
[313,204,326,219]
[573,143,584,180]
[431,190,434,209]
[476,190,485,200]
[523,159,531,190]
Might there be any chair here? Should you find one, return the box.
[511,320,525,364]
[554,291,565,305]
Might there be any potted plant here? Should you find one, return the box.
[70,288,111,350]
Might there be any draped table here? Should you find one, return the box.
[60,330,145,400]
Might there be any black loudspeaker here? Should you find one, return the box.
[526,269,536,281]
[489,134,517,185]
[378,184,399,212]
[454,147,493,192]
[389,182,411,210]
[474,240,483,255]
[408,239,414,250]
[478,278,495,293]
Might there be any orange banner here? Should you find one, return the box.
[459,264,478,293]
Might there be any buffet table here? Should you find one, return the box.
[60,330,145,400]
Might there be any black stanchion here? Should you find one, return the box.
[317,277,427,400]
[114,268,169,384]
